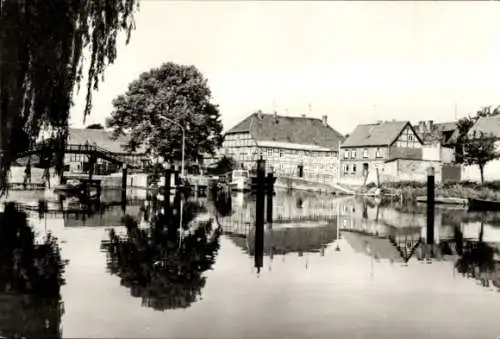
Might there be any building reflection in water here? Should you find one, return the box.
[101,200,222,311]
[338,198,500,291]
[215,191,344,272]
[0,202,65,338]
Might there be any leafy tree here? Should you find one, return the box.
[0,0,139,194]
[213,156,237,175]
[454,116,475,164]
[462,133,499,184]
[86,123,104,130]
[106,62,224,164]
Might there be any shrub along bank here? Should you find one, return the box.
[379,180,500,202]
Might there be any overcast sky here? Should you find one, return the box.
[70,1,500,136]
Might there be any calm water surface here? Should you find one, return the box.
[3,189,500,338]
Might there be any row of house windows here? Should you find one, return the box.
[343,164,357,174]
[224,133,252,141]
[230,147,338,158]
[262,149,337,158]
[343,148,382,159]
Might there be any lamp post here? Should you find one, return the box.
[159,116,185,178]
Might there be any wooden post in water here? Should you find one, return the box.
[426,166,435,246]
[266,171,274,224]
[121,164,128,212]
[88,155,97,182]
[164,163,172,218]
[254,157,266,273]
[174,164,180,187]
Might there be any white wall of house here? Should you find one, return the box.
[422,145,440,161]
[422,144,455,163]
[222,132,340,183]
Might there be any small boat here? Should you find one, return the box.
[468,198,500,212]
[229,169,251,192]
[416,196,468,205]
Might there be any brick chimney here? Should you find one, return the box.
[418,121,425,133]
[257,110,263,119]
[322,115,328,126]
[274,111,278,122]
[427,120,434,132]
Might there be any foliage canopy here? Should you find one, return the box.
[106,62,224,164]
[0,0,139,193]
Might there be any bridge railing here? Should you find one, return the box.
[15,142,144,168]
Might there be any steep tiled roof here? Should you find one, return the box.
[341,121,411,148]
[225,113,345,151]
[414,121,458,145]
[468,115,500,139]
[68,129,146,154]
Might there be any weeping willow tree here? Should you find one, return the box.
[0,0,139,195]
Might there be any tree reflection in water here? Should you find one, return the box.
[453,221,497,288]
[101,199,222,311]
[0,202,66,338]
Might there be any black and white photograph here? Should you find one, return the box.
[1,1,500,338]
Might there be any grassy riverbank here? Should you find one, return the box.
[380,180,500,202]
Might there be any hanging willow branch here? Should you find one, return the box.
[0,0,139,194]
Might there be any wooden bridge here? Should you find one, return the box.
[16,142,142,168]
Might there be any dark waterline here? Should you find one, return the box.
[2,189,500,338]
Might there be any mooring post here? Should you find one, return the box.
[164,163,172,218]
[121,164,128,210]
[266,171,274,224]
[174,164,180,187]
[254,158,266,273]
[88,155,96,182]
[426,166,435,246]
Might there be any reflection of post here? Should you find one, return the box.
[266,172,274,224]
[426,167,435,245]
[254,158,265,273]
[121,164,127,211]
[164,164,172,218]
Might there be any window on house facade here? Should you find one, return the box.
[343,164,349,173]
[344,150,349,159]
[352,164,357,173]
[363,149,368,158]
[351,150,356,159]
[376,148,382,158]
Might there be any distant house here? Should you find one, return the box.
[466,115,500,140]
[414,120,458,146]
[340,120,424,184]
[220,111,345,182]
[462,115,500,182]
[413,120,457,163]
